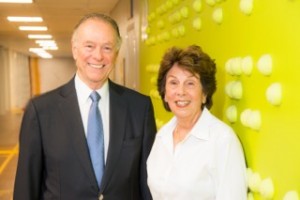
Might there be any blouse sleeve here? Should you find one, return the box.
[215,129,248,200]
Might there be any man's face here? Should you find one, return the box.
[72,19,118,89]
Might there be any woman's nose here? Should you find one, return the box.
[176,84,186,96]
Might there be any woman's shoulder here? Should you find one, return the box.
[202,109,237,140]
[156,117,176,136]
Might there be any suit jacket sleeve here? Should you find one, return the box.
[14,100,43,200]
[140,97,157,200]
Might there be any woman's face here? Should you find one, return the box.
[164,64,207,120]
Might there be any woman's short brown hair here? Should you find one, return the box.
[157,45,217,111]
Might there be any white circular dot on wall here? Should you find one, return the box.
[168,14,175,24]
[247,168,277,199]
[157,20,165,29]
[226,105,238,123]
[192,17,202,31]
[283,191,299,200]
[146,36,157,46]
[146,64,160,73]
[259,178,274,199]
[241,56,253,76]
[266,82,282,106]
[247,169,262,192]
[162,31,171,41]
[166,0,174,10]
[156,6,163,16]
[212,8,223,24]
[206,0,216,7]
[225,80,243,100]
[178,25,186,37]
[150,76,157,85]
[240,109,261,131]
[174,11,182,23]
[257,54,273,76]
[228,57,243,76]
[193,0,202,13]
[148,12,156,22]
[240,0,254,15]
[180,6,189,19]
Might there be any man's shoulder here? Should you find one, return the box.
[31,79,74,104]
[109,81,149,100]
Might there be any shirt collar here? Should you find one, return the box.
[75,73,109,104]
[189,107,212,141]
[157,107,212,141]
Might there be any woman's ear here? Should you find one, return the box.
[202,95,207,104]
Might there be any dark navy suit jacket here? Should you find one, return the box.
[14,78,157,200]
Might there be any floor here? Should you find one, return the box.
[0,112,22,200]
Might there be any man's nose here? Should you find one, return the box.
[93,47,103,60]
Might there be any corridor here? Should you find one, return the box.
[0,112,22,200]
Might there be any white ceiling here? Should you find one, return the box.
[0,0,120,58]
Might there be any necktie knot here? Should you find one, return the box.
[90,91,100,102]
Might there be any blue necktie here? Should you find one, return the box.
[87,91,105,188]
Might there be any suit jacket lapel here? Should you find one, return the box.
[100,81,127,192]
[58,79,97,187]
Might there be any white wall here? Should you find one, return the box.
[111,0,141,91]
[0,48,31,114]
[9,51,31,111]
[39,58,76,93]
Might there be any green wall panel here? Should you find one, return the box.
[140,0,300,198]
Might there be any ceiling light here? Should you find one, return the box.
[0,0,32,3]
[35,40,58,50]
[28,34,52,39]
[43,46,58,50]
[7,16,43,22]
[35,40,56,45]
[19,26,48,31]
[29,48,45,52]
[29,48,53,59]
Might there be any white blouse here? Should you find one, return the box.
[147,108,247,200]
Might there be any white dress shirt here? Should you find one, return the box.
[74,74,110,162]
[147,108,247,200]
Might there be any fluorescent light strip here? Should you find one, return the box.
[35,40,58,50]
[28,34,52,39]
[37,52,53,59]
[7,16,43,22]
[0,0,32,3]
[19,26,48,31]
[29,48,53,59]
[43,46,58,50]
[35,40,56,45]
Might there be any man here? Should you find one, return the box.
[13,13,157,200]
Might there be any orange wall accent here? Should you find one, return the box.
[29,57,40,96]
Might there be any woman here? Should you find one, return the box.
[147,45,247,200]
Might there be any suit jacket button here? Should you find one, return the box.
[98,194,104,200]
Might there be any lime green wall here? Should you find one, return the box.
[140,0,300,199]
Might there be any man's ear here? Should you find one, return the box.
[71,42,77,60]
